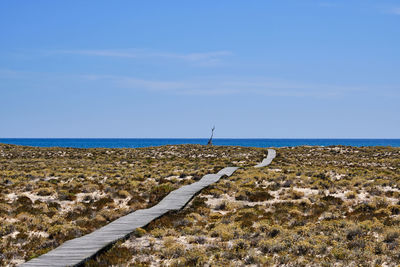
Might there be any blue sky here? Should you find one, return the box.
[0,0,399,138]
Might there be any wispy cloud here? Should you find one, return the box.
[388,7,400,15]
[53,49,232,66]
[81,74,364,97]
[0,69,372,98]
[318,2,337,8]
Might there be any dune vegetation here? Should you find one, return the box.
[1,144,399,266]
[85,146,400,266]
[0,143,265,266]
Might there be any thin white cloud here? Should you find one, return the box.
[54,49,231,65]
[388,7,400,15]
[81,74,364,97]
[63,50,139,58]
[318,2,337,8]
[0,69,376,98]
[83,74,188,92]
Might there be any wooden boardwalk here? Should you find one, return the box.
[255,149,276,168]
[21,149,276,267]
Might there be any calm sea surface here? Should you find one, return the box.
[0,138,399,148]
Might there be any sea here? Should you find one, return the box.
[0,138,399,148]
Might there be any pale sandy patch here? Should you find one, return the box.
[292,187,319,196]
[3,230,19,240]
[29,231,49,238]
[76,190,106,203]
[22,191,56,202]
[9,258,25,266]
[380,186,400,193]
[328,171,346,181]
[5,218,18,223]
[5,192,18,203]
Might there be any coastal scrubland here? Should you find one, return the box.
[1,144,399,266]
[85,146,400,266]
[0,143,265,266]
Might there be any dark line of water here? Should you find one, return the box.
[1,138,399,148]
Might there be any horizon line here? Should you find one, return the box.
[1,137,400,140]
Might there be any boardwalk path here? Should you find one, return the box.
[22,149,276,267]
[255,148,276,168]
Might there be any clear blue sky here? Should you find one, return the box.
[1,0,399,138]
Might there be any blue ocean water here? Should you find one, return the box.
[0,138,399,148]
